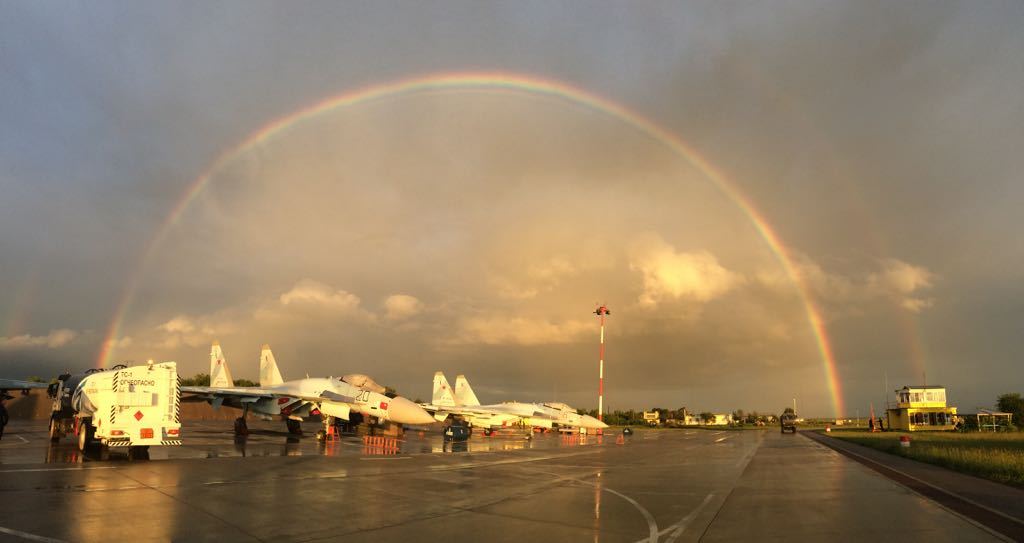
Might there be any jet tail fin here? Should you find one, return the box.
[454,374,481,406]
[432,372,456,407]
[259,344,284,386]
[210,341,234,388]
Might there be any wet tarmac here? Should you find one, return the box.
[0,422,1001,542]
[0,420,550,465]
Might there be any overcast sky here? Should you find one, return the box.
[2,1,1022,416]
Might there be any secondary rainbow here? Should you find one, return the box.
[97,71,846,416]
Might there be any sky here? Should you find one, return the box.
[1,1,1022,416]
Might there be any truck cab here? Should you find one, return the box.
[780,413,798,433]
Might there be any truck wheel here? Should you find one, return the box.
[77,421,94,452]
[49,418,61,442]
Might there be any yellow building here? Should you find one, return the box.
[886,385,958,431]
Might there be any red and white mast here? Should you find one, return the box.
[594,305,611,422]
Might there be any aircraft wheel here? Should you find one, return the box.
[286,419,303,436]
[129,446,150,460]
[233,417,249,436]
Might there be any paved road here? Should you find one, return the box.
[806,431,1024,540]
[0,423,1000,542]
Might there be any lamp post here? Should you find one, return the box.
[594,305,611,422]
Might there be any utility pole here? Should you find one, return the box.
[594,305,611,422]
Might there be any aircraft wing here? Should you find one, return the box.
[422,403,554,422]
[0,379,49,390]
[314,390,357,404]
[181,386,363,418]
[181,385,276,397]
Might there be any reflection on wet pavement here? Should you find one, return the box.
[0,420,598,465]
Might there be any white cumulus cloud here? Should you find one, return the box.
[452,316,592,345]
[0,329,78,349]
[279,279,362,312]
[629,234,741,307]
[384,294,423,320]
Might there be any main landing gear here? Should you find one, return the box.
[234,404,250,437]
[286,418,303,436]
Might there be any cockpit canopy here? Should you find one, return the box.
[340,374,386,394]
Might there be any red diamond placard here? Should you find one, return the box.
[134,410,144,421]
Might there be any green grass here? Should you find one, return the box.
[826,430,1024,487]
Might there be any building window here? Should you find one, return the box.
[929,412,937,426]
[937,413,946,425]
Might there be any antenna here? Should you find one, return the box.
[594,304,611,423]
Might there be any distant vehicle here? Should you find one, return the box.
[781,413,798,434]
[444,420,471,442]
[182,342,434,436]
[47,361,181,457]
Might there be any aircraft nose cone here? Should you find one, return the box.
[388,396,436,425]
[582,415,608,429]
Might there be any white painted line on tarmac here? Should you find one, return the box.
[664,494,716,543]
[528,467,659,543]
[0,526,66,543]
[428,449,599,472]
[0,466,117,473]
[603,486,659,543]
[82,485,145,492]
[714,436,729,443]
[16,435,29,443]
[635,493,715,543]
[359,456,412,461]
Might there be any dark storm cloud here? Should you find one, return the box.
[1,1,1022,415]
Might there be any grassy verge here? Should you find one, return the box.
[825,430,1024,487]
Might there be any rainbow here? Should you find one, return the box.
[97,71,846,416]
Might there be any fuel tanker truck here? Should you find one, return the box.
[47,360,181,456]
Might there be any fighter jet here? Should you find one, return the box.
[182,342,434,435]
[421,372,607,433]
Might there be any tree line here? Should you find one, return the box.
[997,393,1024,429]
[576,407,781,426]
[178,373,259,387]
